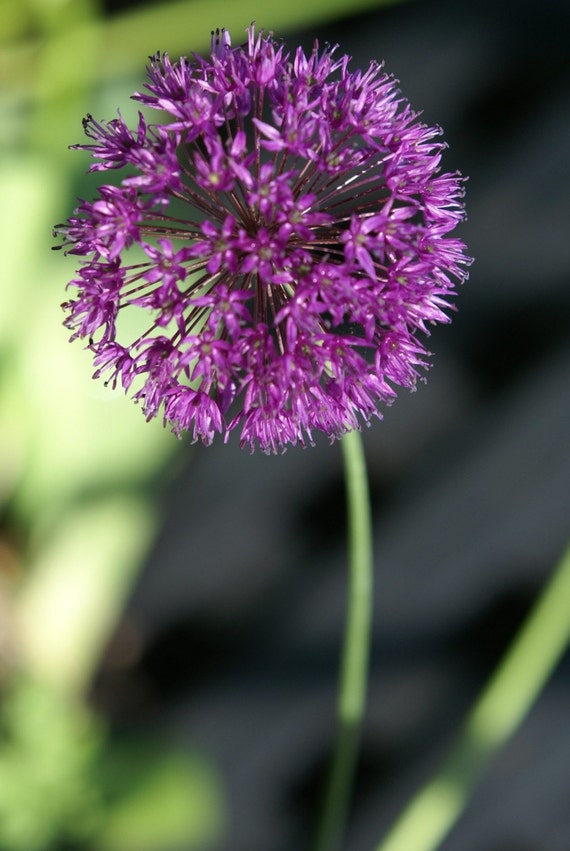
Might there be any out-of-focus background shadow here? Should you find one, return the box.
[1,0,569,849]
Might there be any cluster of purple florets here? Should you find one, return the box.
[56,25,470,453]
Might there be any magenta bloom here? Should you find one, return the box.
[56,26,471,453]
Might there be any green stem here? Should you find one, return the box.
[313,428,374,851]
[375,539,570,851]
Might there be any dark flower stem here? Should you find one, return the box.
[313,428,374,851]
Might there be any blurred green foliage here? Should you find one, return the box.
[0,679,225,850]
[0,680,103,850]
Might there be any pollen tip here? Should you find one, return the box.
[210,26,231,59]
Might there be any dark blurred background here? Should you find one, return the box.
[1,0,569,849]
[96,1,570,849]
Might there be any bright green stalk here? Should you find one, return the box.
[376,539,570,851]
[313,428,374,851]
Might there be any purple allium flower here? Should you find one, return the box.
[55,25,471,453]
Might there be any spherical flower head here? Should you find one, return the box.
[55,25,471,453]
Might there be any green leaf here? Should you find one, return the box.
[97,741,226,851]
